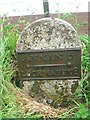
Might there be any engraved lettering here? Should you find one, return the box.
[67,54,73,60]
[22,74,26,77]
[27,73,31,77]
[27,64,30,69]
[31,71,37,77]
[37,70,42,77]
[18,49,81,80]
[56,54,63,60]
[30,55,35,61]
[48,54,52,61]
[68,69,73,75]
[55,70,61,76]
[74,67,79,75]
[39,54,46,61]
[46,70,51,76]
[22,56,28,62]
[62,69,67,76]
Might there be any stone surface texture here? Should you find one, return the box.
[16,18,81,108]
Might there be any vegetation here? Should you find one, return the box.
[0,14,89,119]
[0,16,24,118]
[59,34,89,118]
[58,12,88,31]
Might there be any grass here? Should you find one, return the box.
[58,35,90,118]
[0,16,43,119]
[0,15,90,119]
[0,16,25,118]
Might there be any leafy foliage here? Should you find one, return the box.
[58,13,76,21]
[58,13,88,31]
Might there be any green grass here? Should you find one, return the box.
[59,35,90,118]
[0,16,42,119]
[0,17,24,118]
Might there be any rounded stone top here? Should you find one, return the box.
[16,17,81,51]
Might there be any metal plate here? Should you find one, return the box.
[16,48,81,80]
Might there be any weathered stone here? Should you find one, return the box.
[16,18,81,108]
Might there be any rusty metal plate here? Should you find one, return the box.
[16,48,81,80]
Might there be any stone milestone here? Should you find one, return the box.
[16,18,81,108]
